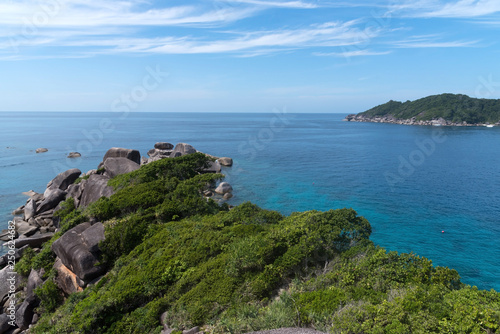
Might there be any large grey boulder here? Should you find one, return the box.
[79,175,114,207]
[37,188,67,214]
[0,313,11,334]
[0,245,28,268]
[15,300,34,330]
[23,199,37,221]
[14,233,53,248]
[155,142,174,150]
[103,157,140,178]
[66,183,83,207]
[26,269,44,300]
[0,266,22,303]
[202,160,221,174]
[45,168,82,193]
[215,182,233,195]
[51,222,105,282]
[171,143,197,157]
[53,258,84,295]
[67,152,81,158]
[218,157,233,167]
[35,148,48,153]
[147,148,172,159]
[101,147,141,165]
[15,221,38,237]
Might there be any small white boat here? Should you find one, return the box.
[486,125,494,128]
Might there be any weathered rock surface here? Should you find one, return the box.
[35,148,48,153]
[26,269,44,300]
[14,233,53,249]
[171,143,197,157]
[215,182,233,195]
[53,258,84,295]
[155,142,174,150]
[202,160,221,174]
[344,114,490,127]
[15,221,38,237]
[0,267,22,303]
[0,313,11,334]
[79,175,114,208]
[45,168,82,193]
[37,189,66,214]
[0,246,28,269]
[67,152,81,158]
[51,222,105,281]
[66,183,83,207]
[101,147,141,165]
[15,299,34,330]
[103,157,140,178]
[23,199,36,221]
[218,157,233,166]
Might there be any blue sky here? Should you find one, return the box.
[1,0,499,113]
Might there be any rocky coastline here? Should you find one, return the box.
[344,113,500,127]
[0,142,233,334]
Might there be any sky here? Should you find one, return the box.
[0,0,499,113]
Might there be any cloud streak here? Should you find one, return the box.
[394,0,500,18]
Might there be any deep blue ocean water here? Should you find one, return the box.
[1,112,499,291]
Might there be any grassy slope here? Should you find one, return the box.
[17,153,499,334]
[359,94,500,124]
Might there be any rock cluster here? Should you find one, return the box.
[0,142,234,333]
[344,114,499,127]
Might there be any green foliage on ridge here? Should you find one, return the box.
[26,153,500,334]
[359,94,500,123]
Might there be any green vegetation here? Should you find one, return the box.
[360,94,500,124]
[22,153,499,333]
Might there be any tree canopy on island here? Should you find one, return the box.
[359,94,500,124]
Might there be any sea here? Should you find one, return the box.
[1,112,499,291]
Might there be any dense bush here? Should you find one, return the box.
[27,153,500,334]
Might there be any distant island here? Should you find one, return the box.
[345,93,500,126]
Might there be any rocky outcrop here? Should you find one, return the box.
[101,147,141,165]
[79,175,114,208]
[203,160,222,174]
[155,142,174,150]
[53,258,84,295]
[215,182,233,195]
[14,233,54,248]
[171,143,197,158]
[51,222,105,282]
[103,157,140,178]
[0,266,22,304]
[344,114,493,127]
[67,152,81,158]
[23,199,37,221]
[45,168,82,193]
[37,188,66,214]
[35,148,48,153]
[26,269,44,300]
[0,313,10,334]
[218,157,233,166]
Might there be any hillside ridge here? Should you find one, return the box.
[345,93,500,126]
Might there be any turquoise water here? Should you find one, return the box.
[1,112,499,291]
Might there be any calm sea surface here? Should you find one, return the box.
[1,112,499,291]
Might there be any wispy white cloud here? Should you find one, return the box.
[224,0,318,9]
[392,34,480,48]
[314,50,392,57]
[2,17,381,57]
[393,0,500,18]
[0,0,256,28]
